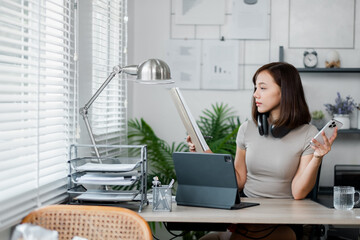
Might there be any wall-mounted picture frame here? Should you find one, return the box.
[174,0,225,25]
[289,0,355,48]
[202,40,239,90]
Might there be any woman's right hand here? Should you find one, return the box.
[186,135,196,152]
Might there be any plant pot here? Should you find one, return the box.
[311,119,326,130]
[333,114,350,129]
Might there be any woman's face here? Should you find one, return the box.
[253,70,281,116]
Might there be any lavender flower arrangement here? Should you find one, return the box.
[324,92,356,115]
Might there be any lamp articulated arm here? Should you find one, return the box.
[79,59,172,162]
[79,65,137,160]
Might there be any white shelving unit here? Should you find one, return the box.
[67,144,148,212]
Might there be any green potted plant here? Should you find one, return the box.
[324,92,356,129]
[311,110,325,130]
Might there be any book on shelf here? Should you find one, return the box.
[170,87,210,153]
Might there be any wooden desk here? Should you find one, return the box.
[139,198,360,226]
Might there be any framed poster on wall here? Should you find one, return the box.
[166,40,201,89]
[224,0,270,39]
[174,0,225,25]
[289,0,355,48]
[202,40,239,90]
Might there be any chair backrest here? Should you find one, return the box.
[334,164,360,190]
[22,205,152,240]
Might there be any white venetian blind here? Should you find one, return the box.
[90,0,128,156]
[0,0,76,230]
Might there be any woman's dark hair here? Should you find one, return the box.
[251,62,311,129]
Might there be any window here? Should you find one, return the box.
[79,0,128,158]
[0,0,76,230]
[0,0,128,230]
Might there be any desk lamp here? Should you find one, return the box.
[80,59,173,161]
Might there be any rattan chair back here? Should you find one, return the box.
[22,205,152,240]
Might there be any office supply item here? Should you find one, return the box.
[22,205,152,240]
[168,179,175,189]
[72,172,138,186]
[172,152,258,209]
[67,144,148,212]
[74,190,139,202]
[152,185,173,212]
[80,59,173,160]
[76,163,141,172]
[170,87,210,152]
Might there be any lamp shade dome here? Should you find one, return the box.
[136,59,173,84]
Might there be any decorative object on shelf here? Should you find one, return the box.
[80,59,173,160]
[324,92,357,129]
[279,46,284,62]
[333,114,350,129]
[325,50,341,68]
[311,110,325,129]
[303,49,318,68]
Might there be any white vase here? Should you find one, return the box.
[333,114,350,129]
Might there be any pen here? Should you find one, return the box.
[162,179,174,210]
[167,179,175,190]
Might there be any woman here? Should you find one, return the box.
[187,62,338,240]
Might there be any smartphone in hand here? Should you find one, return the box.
[310,119,343,146]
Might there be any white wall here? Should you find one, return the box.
[0,229,11,240]
[128,0,360,187]
[1,1,358,239]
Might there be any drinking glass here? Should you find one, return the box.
[333,186,360,210]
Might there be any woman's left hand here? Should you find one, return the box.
[310,127,338,158]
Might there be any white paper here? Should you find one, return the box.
[175,0,225,25]
[76,162,140,172]
[75,172,138,185]
[166,40,201,89]
[223,0,270,39]
[202,40,239,90]
[75,192,137,202]
[78,171,138,181]
[289,0,354,48]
